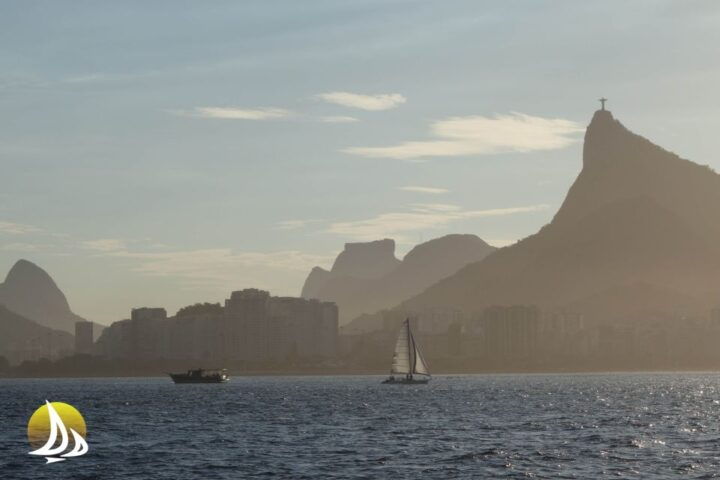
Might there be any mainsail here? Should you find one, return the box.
[29,401,88,463]
[390,319,430,377]
[409,326,430,376]
[390,320,411,375]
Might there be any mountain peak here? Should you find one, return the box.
[5,259,59,289]
[582,109,631,168]
[403,109,720,320]
[300,266,332,299]
[590,108,615,124]
[0,259,84,333]
[402,234,492,266]
[302,234,495,323]
[551,107,720,236]
[330,238,400,279]
[342,238,396,255]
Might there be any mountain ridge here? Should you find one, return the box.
[0,259,87,333]
[302,234,496,323]
[401,110,720,319]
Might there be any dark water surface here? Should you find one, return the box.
[3,374,720,479]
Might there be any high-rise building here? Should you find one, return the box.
[129,307,166,359]
[96,291,338,366]
[74,321,94,355]
[225,289,271,362]
[226,290,339,362]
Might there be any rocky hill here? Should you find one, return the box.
[0,259,87,334]
[302,235,495,323]
[401,109,720,321]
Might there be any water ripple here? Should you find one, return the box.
[3,374,720,478]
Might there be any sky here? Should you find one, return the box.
[2,0,720,324]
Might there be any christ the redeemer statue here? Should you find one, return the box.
[599,97,607,111]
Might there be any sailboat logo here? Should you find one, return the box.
[27,401,89,464]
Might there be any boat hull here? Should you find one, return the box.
[168,374,229,384]
[382,377,429,385]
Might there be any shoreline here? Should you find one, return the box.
[5,368,720,380]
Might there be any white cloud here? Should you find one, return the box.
[412,203,461,212]
[327,203,549,241]
[399,186,449,194]
[343,112,583,160]
[0,221,42,235]
[82,238,127,252]
[189,107,293,120]
[320,115,359,123]
[316,92,406,111]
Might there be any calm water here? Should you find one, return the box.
[3,374,720,479]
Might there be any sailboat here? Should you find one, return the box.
[28,401,88,463]
[382,318,431,384]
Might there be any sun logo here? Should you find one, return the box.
[27,401,89,464]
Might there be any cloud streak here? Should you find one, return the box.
[189,107,293,120]
[399,186,449,194]
[82,238,127,252]
[0,221,42,235]
[343,112,583,160]
[319,115,359,123]
[316,92,406,111]
[327,203,549,241]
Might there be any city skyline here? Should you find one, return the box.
[3,1,720,323]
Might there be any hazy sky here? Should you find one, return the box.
[2,0,720,324]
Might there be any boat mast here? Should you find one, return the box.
[406,318,414,380]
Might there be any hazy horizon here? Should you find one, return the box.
[3,1,720,323]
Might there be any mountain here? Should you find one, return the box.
[0,259,86,334]
[302,235,496,323]
[380,234,496,302]
[302,267,333,301]
[401,109,720,320]
[568,282,701,324]
[0,305,74,363]
[302,239,400,299]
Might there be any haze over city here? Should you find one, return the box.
[3,1,720,324]
[9,2,720,479]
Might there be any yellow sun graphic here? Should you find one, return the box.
[27,402,87,449]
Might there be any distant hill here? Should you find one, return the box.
[0,305,74,364]
[302,235,496,323]
[302,239,401,300]
[402,110,720,320]
[0,259,87,334]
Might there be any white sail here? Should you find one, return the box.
[29,401,69,458]
[390,319,431,378]
[61,429,89,457]
[410,328,430,376]
[390,320,411,374]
